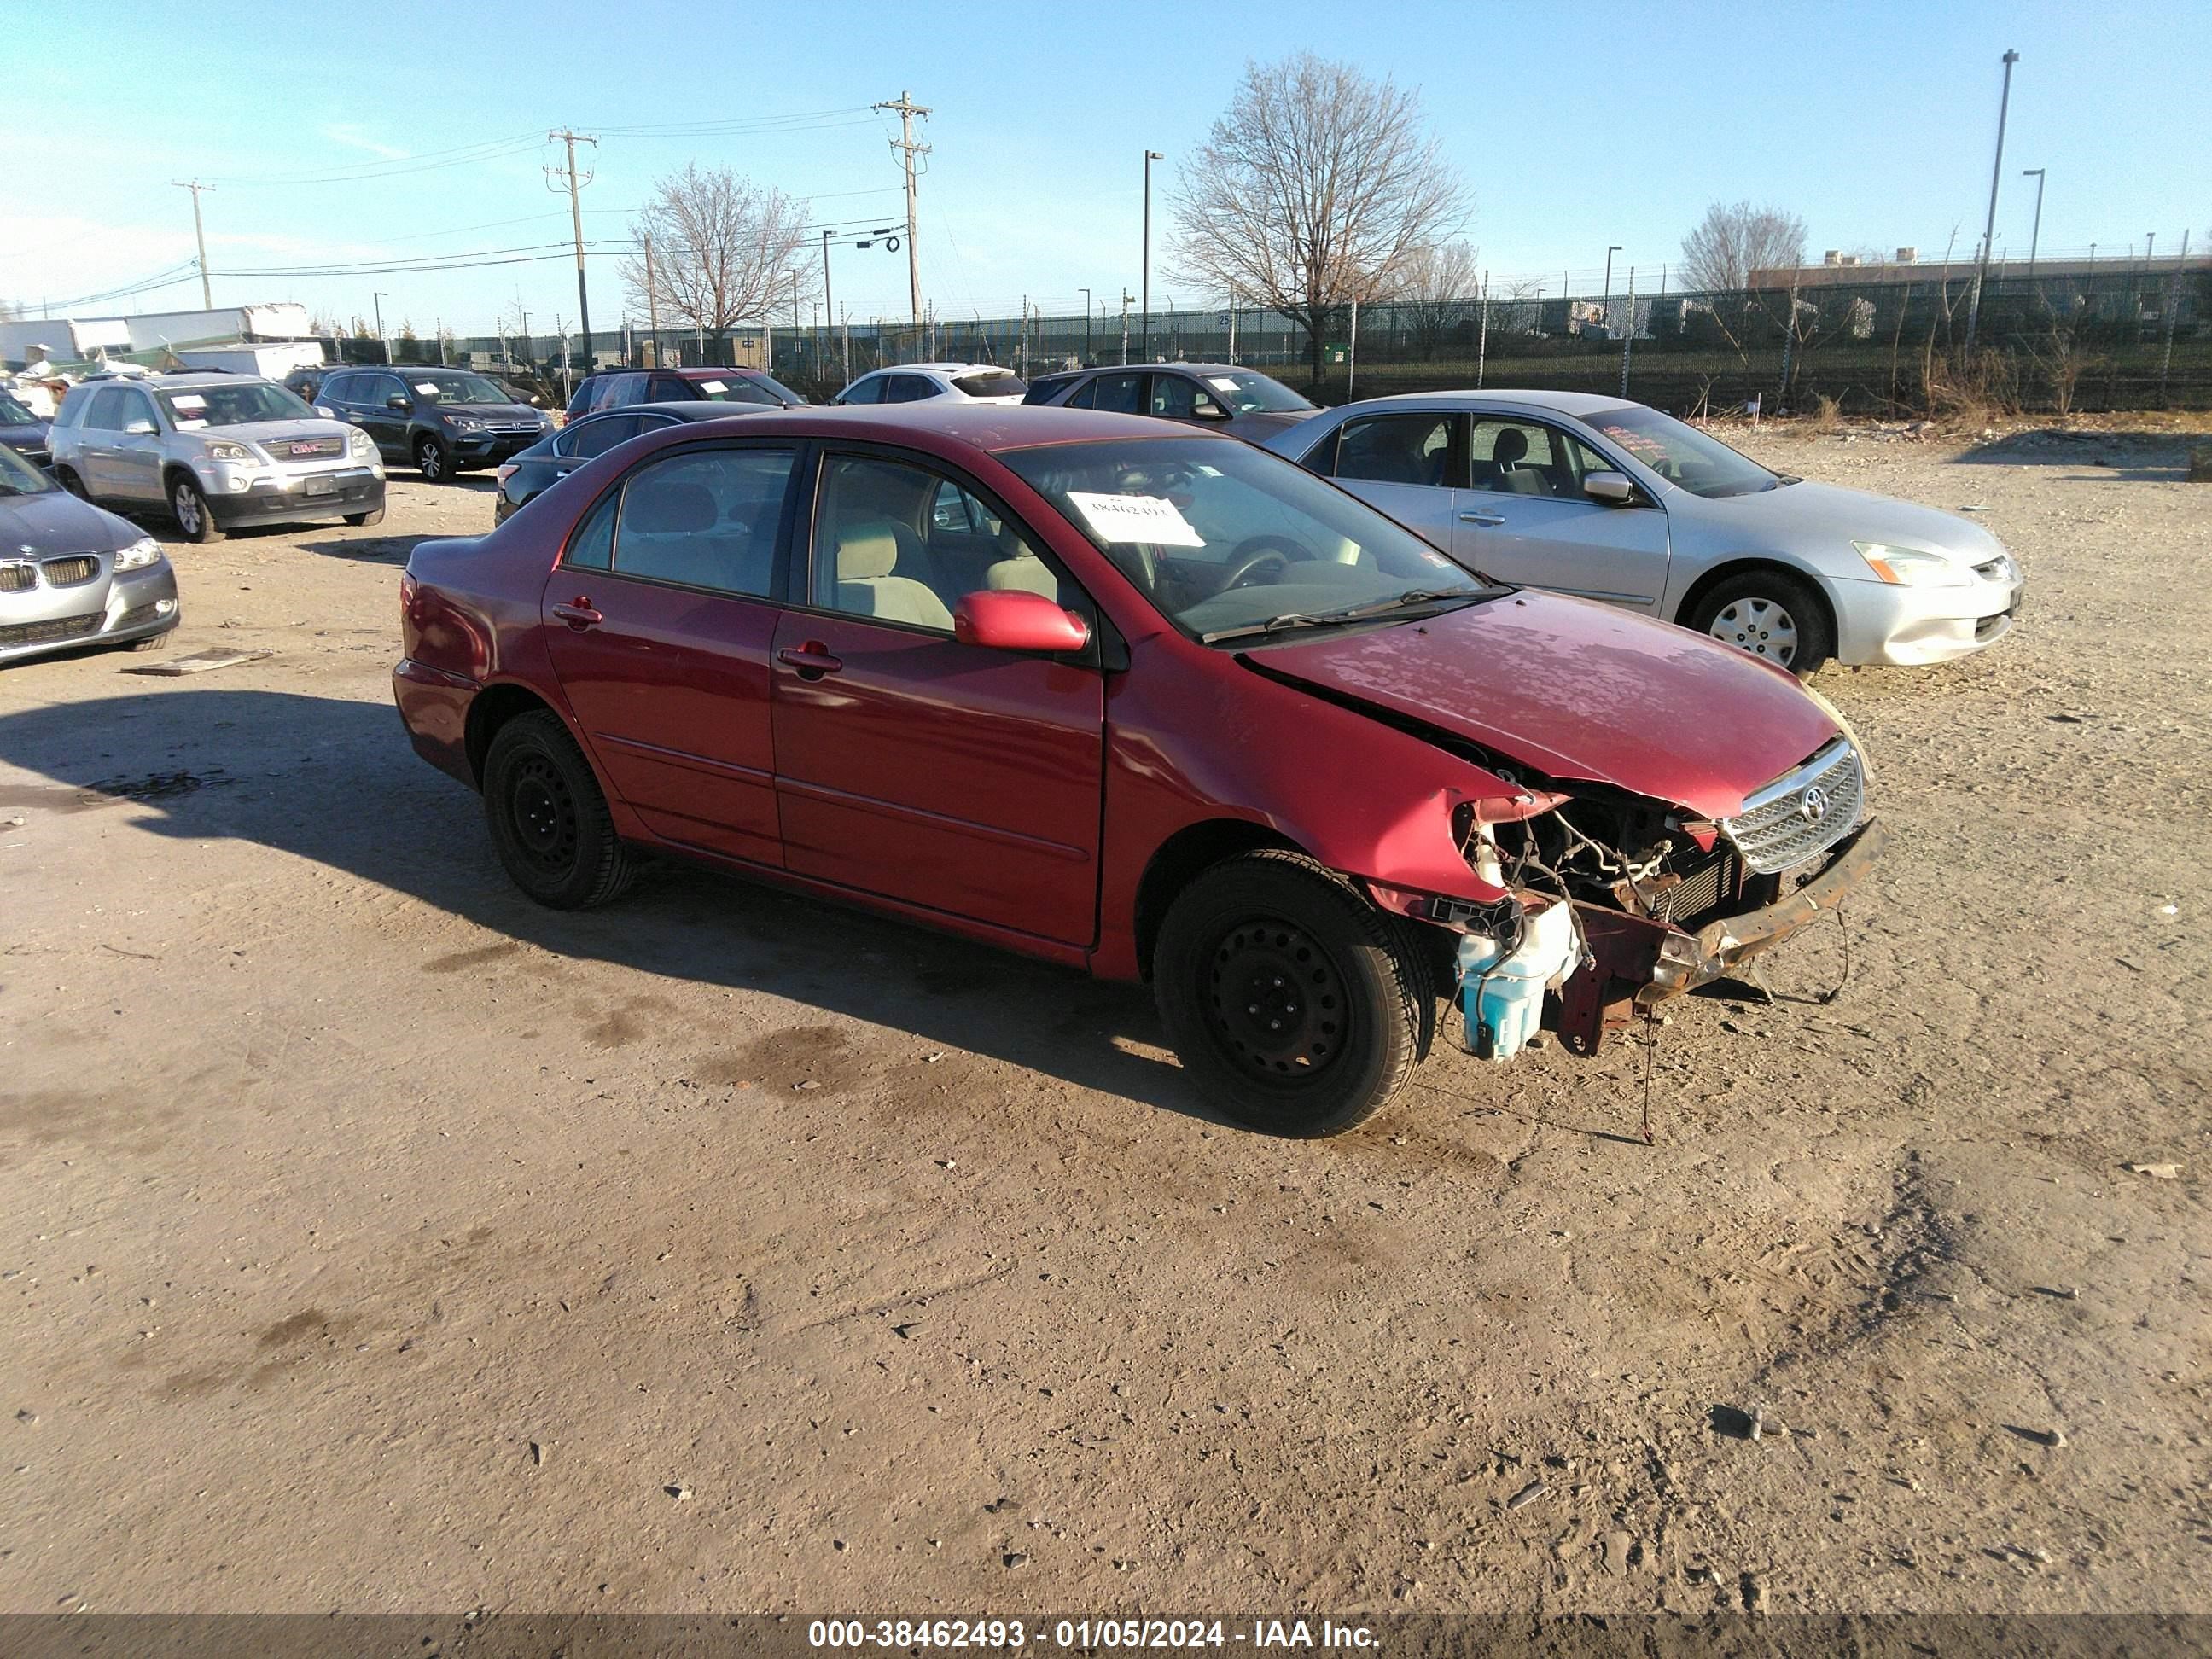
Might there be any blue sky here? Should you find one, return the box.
[7,0,2205,336]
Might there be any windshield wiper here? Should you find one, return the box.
[1199,588,1487,645]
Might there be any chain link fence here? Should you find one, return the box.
[340,261,2207,416]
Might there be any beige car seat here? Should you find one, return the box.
[835,519,954,629]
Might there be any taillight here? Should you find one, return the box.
[494,463,519,486]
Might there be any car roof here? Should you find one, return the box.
[626,401,1231,454]
[1336,387,1638,416]
[577,401,743,420]
[1061,362,1255,377]
[108,371,274,389]
[870,363,1019,377]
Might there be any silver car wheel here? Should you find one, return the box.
[1708,597,1798,667]
[172,481,201,536]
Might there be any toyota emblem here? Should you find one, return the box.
[1798,785,1830,824]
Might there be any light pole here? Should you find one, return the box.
[2021,168,2046,282]
[1141,150,1163,360]
[1603,245,1621,299]
[1965,47,2020,352]
[372,291,388,364]
[1080,287,1092,363]
[821,229,835,375]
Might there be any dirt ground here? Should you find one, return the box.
[0,425,2205,1619]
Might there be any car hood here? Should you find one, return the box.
[0,486,139,555]
[1691,478,2005,564]
[1249,588,1841,819]
[0,421,49,446]
[435,402,548,421]
[210,419,361,449]
[1227,408,1318,439]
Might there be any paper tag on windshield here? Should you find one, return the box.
[1067,491,1205,548]
[176,418,208,429]
[171,393,207,410]
[1207,376,1241,393]
[699,380,727,393]
[414,381,441,395]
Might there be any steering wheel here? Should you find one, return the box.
[1220,535,1313,591]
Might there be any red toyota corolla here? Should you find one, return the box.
[396,405,1882,1137]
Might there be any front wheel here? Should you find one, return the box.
[415,435,451,482]
[56,467,90,499]
[481,710,636,909]
[344,506,385,526]
[168,474,224,543]
[1152,849,1431,1138]
[1686,569,1834,676]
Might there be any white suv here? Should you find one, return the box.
[831,363,1027,406]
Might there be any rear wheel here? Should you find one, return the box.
[1687,569,1833,675]
[415,435,451,482]
[481,710,636,909]
[1153,849,1430,1138]
[56,467,89,499]
[168,474,224,543]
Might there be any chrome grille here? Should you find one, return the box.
[272,435,343,459]
[1722,737,1865,876]
[41,555,98,586]
[0,562,33,593]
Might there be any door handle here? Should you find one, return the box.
[552,599,602,629]
[1458,512,1507,527]
[777,641,843,678]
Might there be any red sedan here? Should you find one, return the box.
[395,405,1881,1136]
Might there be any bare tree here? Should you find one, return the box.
[1168,55,1467,381]
[1393,240,1480,358]
[622,166,815,362]
[1679,201,1808,293]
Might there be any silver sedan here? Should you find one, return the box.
[1263,390,2022,673]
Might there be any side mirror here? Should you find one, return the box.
[123,418,157,436]
[1583,469,1636,504]
[953,588,1090,654]
[315,405,335,418]
[386,393,410,411]
[1192,401,1234,422]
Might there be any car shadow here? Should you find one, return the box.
[0,686,1214,1123]
[295,533,422,565]
[1947,429,2193,482]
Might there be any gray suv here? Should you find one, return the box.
[49,373,386,543]
[315,366,550,482]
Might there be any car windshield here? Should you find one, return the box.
[1002,437,1498,643]
[691,376,782,405]
[158,381,317,428]
[1579,404,1781,498]
[410,372,510,405]
[1190,370,1313,414]
[0,440,56,494]
[0,393,36,424]
[953,371,1026,398]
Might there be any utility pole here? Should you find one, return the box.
[1080,288,1092,363]
[1141,148,1164,359]
[1965,48,2020,352]
[546,129,598,370]
[2021,168,2046,282]
[1604,244,1621,300]
[819,230,835,378]
[874,90,931,327]
[172,180,214,309]
[642,232,660,366]
[372,291,388,364]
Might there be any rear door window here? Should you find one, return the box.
[611,446,795,597]
[1090,373,1144,414]
[556,414,641,460]
[886,375,936,403]
[82,387,127,430]
[839,376,884,405]
[646,375,691,402]
[1334,413,1459,488]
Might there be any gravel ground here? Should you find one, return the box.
[0,425,2204,1616]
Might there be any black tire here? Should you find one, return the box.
[344,506,386,527]
[414,435,451,482]
[167,474,224,543]
[481,709,636,910]
[56,467,89,499]
[1685,568,1834,676]
[125,631,172,653]
[1152,848,1432,1138]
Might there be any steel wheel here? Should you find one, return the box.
[1707,595,1800,667]
[506,754,580,878]
[1205,915,1350,1085]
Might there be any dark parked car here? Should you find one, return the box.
[0,440,179,664]
[0,390,51,471]
[493,401,751,522]
[1023,363,1317,443]
[565,366,806,421]
[396,404,1879,1138]
[315,367,550,481]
